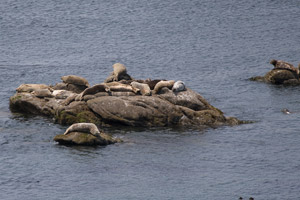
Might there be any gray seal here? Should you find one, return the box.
[172,81,186,92]
[63,123,100,136]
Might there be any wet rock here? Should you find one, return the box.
[250,60,300,85]
[54,123,121,146]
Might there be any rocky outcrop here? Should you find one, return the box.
[9,63,243,129]
[250,60,300,85]
[250,69,300,85]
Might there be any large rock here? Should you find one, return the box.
[10,79,243,128]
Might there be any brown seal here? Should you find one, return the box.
[81,84,109,97]
[270,59,299,76]
[145,79,166,90]
[61,75,90,87]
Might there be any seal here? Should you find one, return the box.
[63,93,78,106]
[16,84,50,93]
[270,59,299,78]
[61,75,90,87]
[112,63,127,81]
[52,90,74,99]
[31,89,53,98]
[80,84,110,98]
[130,81,151,96]
[104,63,133,82]
[172,81,186,92]
[152,80,175,94]
[63,123,100,136]
[145,79,166,90]
[105,82,139,93]
[281,108,291,114]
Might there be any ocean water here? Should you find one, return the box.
[1,0,300,199]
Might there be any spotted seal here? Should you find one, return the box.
[130,81,151,96]
[152,80,175,94]
[172,81,186,92]
[63,123,100,136]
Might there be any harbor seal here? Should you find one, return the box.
[130,81,151,96]
[63,123,100,136]
[61,75,90,87]
[172,81,186,92]
[281,108,291,114]
[105,82,139,93]
[113,63,127,81]
[152,80,175,94]
[145,79,166,90]
[16,84,50,93]
[81,84,110,98]
[112,63,133,81]
[270,59,299,78]
[52,90,74,99]
[31,89,53,98]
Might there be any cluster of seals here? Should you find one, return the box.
[52,75,89,94]
[63,123,100,136]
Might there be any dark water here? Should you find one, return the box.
[1,0,300,199]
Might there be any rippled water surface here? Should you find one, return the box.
[1,0,300,199]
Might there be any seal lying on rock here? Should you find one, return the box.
[61,75,90,87]
[152,80,175,94]
[32,89,53,98]
[52,90,75,99]
[130,81,151,96]
[145,79,166,90]
[81,84,109,96]
[250,60,300,85]
[172,81,186,92]
[105,82,139,93]
[16,84,50,93]
[270,59,299,76]
[63,123,100,136]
